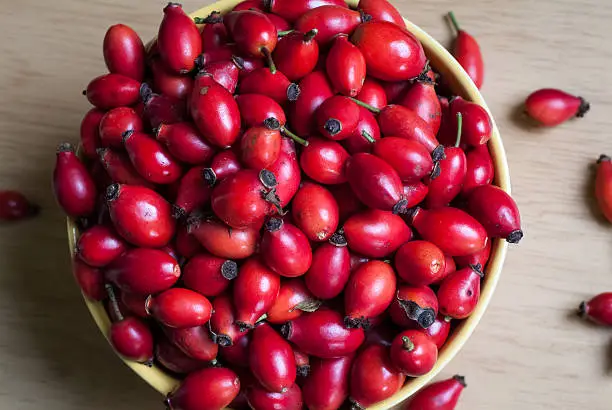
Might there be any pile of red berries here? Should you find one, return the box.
[52,1,523,409]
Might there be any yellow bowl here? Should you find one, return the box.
[67,0,510,407]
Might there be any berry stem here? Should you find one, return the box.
[401,336,415,351]
[281,127,309,146]
[455,112,463,147]
[278,30,294,37]
[104,283,124,322]
[348,97,381,114]
[448,11,461,34]
[304,29,318,42]
[361,130,376,143]
[261,47,276,74]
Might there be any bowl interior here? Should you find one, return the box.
[66,0,510,407]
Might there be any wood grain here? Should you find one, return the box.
[0,0,610,409]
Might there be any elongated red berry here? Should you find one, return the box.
[525,88,590,126]
[579,292,612,326]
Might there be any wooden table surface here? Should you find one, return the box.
[0,0,611,409]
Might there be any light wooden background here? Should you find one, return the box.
[0,0,611,409]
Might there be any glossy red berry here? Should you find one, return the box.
[423,137,467,209]
[274,30,320,81]
[250,323,297,393]
[165,367,240,410]
[305,234,351,300]
[265,0,347,22]
[596,155,612,223]
[224,10,278,57]
[316,96,360,140]
[233,257,281,330]
[295,6,364,44]
[97,149,151,188]
[210,293,248,346]
[449,97,492,147]
[579,293,612,326]
[201,59,240,93]
[291,182,339,242]
[261,217,313,277]
[409,207,487,256]
[359,0,404,26]
[405,374,467,410]
[282,309,365,358]
[146,288,212,328]
[267,279,317,324]
[172,166,212,218]
[106,248,180,294]
[448,11,483,89]
[80,108,105,159]
[109,315,154,364]
[0,190,39,221]
[344,209,411,258]
[98,107,143,149]
[158,3,202,74]
[351,21,426,81]
[211,169,279,229]
[190,73,241,148]
[524,88,590,126]
[156,122,215,165]
[103,24,145,81]
[72,258,105,301]
[344,260,397,328]
[437,264,484,319]
[289,71,334,136]
[123,130,182,184]
[236,93,287,128]
[105,284,154,364]
[390,330,437,376]
[466,184,523,243]
[53,143,97,218]
[268,138,302,209]
[198,11,229,50]
[389,284,438,329]
[163,325,218,362]
[247,382,303,410]
[239,67,299,104]
[202,149,242,187]
[84,74,140,110]
[355,77,387,109]
[343,106,381,154]
[398,80,442,135]
[183,253,238,297]
[302,355,353,410]
[454,237,491,269]
[300,137,349,184]
[403,181,429,208]
[414,314,452,349]
[76,225,126,267]
[151,57,194,100]
[346,153,407,212]
[395,240,446,286]
[462,144,494,195]
[373,137,435,182]
[141,89,187,129]
[106,183,175,247]
[326,34,366,97]
[349,343,406,408]
[189,215,259,259]
[240,123,282,169]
